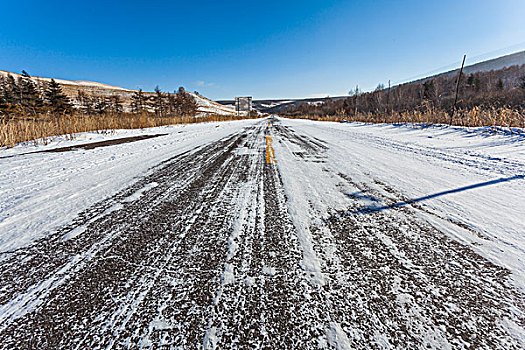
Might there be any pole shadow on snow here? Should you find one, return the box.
[345,192,381,202]
[353,174,525,214]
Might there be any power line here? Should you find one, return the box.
[392,41,525,86]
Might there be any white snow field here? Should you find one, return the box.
[273,118,525,291]
[0,116,524,348]
[0,120,258,252]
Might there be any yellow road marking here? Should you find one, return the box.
[266,136,276,164]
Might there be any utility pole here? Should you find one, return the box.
[354,85,359,116]
[386,79,391,115]
[451,55,466,124]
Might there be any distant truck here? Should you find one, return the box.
[235,96,252,116]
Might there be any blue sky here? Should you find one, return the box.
[1,0,524,100]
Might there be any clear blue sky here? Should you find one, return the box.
[1,0,524,100]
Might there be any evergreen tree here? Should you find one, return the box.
[131,89,145,113]
[93,96,109,114]
[0,76,7,110]
[44,79,71,113]
[110,95,123,114]
[496,78,504,91]
[474,77,481,92]
[5,74,18,105]
[154,86,165,116]
[77,91,95,115]
[18,71,43,113]
[466,74,474,87]
[422,79,435,100]
[174,87,197,116]
[167,92,175,115]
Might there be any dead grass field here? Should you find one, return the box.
[0,113,261,148]
[284,106,525,131]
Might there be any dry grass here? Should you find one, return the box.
[284,106,525,131]
[0,112,261,148]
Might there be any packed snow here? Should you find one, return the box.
[272,119,525,291]
[2,119,524,287]
[0,116,524,348]
[0,120,259,252]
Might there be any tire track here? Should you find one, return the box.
[0,125,264,348]
[2,117,523,349]
[201,123,329,349]
[272,118,525,349]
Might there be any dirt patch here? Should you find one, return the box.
[41,133,168,152]
[0,134,168,159]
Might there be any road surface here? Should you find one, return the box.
[0,117,523,349]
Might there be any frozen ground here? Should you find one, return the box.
[0,116,523,348]
[0,120,256,252]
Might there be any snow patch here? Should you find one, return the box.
[262,266,276,276]
[203,326,218,350]
[0,120,261,252]
[122,182,158,203]
[326,322,352,350]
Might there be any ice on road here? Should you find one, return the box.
[0,117,524,349]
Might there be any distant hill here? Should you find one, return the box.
[217,97,347,114]
[0,70,239,117]
[218,97,350,114]
[232,50,525,113]
[442,50,525,77]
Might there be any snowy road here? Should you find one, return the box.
[0,117,524,348]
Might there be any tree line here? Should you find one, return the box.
[0,72,72,115]
[281,64,525,120]
[76,86,197,117]
[0,72,198,117]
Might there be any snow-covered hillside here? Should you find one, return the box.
[0,70,239,117]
